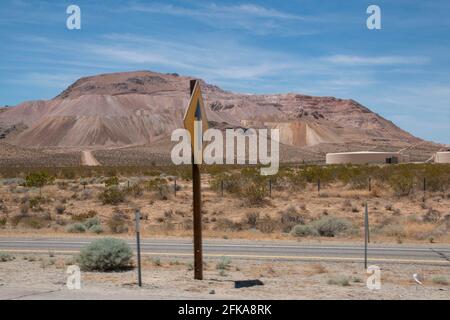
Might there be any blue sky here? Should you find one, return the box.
[0,0,449,144]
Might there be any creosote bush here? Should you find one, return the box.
[78,238,133,271]
[292,217,353,238]
[66,223,87,233]
[99,187,125,205]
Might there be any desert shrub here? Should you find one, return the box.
[71,210,98,222]
[104,176,119,187]
[327,275,350,286]
[0,217,7,228]
[432,276,448,286]
[89,225,104,234]
[84,217,101,229]
[24,171,54,192]
[55,203,66,215]
[145,178,168,192]
[0,252,14,262]
[99,187,125,205]
[283,170,307,191]
[216,256,231,270]
[125,184,143,198]
[245,212,260,228]
[66,223,87,233]
[311,217,353,237]
[216,218,242,231]
[380,224,405,238]
[19,215,50,229]
[29,196,47,212]
[256,214,277,233]
[107,211,129,234]
[291,224,318,237]
[280,206,305,232]
[388,168,414,196]
[79,189,93,200]
[182,218,193,230]
[78,238,133,271]
[423,209,441,223]
[0,200,8,214]
[242,181,266,206]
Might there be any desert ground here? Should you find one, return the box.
[0,252,448,300]
[0,163,449,244]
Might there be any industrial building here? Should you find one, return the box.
[326,151,409,165]
[434,151,450,163]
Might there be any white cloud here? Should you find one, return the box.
[126,2,316,35]
[324,55,430,66]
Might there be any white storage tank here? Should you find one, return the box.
[435,151,450,163]
[326,151,408,165]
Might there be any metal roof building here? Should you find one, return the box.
[326,151,409,165]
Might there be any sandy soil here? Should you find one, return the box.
[0,253,448,300]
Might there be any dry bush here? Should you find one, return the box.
[279,206,305,232]
[107,210,129,234]
[245,212,260,228]
[422,209,441,223]
[98,187,125,205]
[71,210,97,222]
[54,202,66,215]
[256,214,277,233]
[215,218,243,231]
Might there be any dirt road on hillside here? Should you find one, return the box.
[81,150,100,166]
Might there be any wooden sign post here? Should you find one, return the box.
[184,80,208,280]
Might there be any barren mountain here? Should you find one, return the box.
[0,70,438,163]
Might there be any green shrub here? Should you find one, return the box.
[104,176,119,187]
[24,171,54,191]
[89,225,104,234]
[99,187,125,205]
[432,276,448,286]
[327,275,351,286]
[66,223,87,233]
[78,238,133,271]
[0,252,14,262]
[0,217,6,228]
[84,217,101,229]
[311,217,353,237]
[216,256,231,270]
[388,168,414,196]
[291,224,318,237]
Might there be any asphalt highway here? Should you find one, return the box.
[0,237,449,265]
